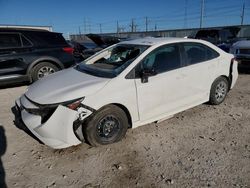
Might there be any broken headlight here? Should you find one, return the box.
[63,98,84,110]
[24,96,85,123]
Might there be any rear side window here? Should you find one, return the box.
[0,33,21,48]
[183,43,219,65]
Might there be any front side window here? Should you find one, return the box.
[183,43,219,65]
[0,33,21,48]
[137,44,181,75]
[75,44,149,78]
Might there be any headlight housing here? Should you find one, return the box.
[23,95,85,123]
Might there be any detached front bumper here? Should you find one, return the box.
[15,96,92,149]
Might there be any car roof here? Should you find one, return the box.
[232,40,250,48]
[0,28,61,34]
[120,37,201,46]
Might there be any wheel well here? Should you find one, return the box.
[110,103,133,128]
[32,60,61,70]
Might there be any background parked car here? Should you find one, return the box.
[70,40,102,62]
[190,27,241,52]
[70,34,121,61]
[0,28,75,86]
[230,40,250,71]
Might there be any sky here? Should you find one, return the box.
[0,0,249,37]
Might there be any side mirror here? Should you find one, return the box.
[140,69,157,83]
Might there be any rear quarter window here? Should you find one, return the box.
[21,35,33,47]
[183,42,220,65]
[37,32,67,46]
[27,32,67,47]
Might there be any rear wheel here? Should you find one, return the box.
[31,62,59,82]
[83,105,128,146]
[209,77,229,105]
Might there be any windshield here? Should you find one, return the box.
[75,44,149,78]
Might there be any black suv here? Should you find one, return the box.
[0,28,75,85]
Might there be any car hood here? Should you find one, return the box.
[25,68,110,104]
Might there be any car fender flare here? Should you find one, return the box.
[26,56,64,76]
[89,103,133,128]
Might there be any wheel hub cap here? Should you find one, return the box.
[38,66,55,79]
[215,81,227,102]
[97,115,120,138]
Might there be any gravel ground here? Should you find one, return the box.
[0,74,249,188]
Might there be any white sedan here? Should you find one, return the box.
[15,37,238,149]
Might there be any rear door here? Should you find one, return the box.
[0,33,32,76]
[179,42,220,103]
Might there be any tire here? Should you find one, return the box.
[209,77,229,105]
[83,105,128,146]
[31,62,59,82]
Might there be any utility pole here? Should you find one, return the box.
[83,18,86,40]
[241,2,245,25]
[68,32,70,40]
[99,24,102,34]
[78,26,81,40]
[200,0,205,28]
[131,19,135,32]
[78,26,81,35]
[83,18,86,34]
[88,19,91,33]
[155,24,157,31]
[184,0,188,28]
[130,19,138,32]
[116,21,119,34]
[145,17,149,32]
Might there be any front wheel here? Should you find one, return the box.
[209,77,229,105]
[83,105,128,146]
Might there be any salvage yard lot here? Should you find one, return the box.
[0,74,250,188]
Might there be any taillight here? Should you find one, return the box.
[63,47,74,55]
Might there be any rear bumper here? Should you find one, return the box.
[14,97,86,149]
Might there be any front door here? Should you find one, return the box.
[135,44,187,121]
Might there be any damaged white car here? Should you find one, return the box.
[14,37,238,149]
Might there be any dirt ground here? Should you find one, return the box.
[0,74,249,188]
